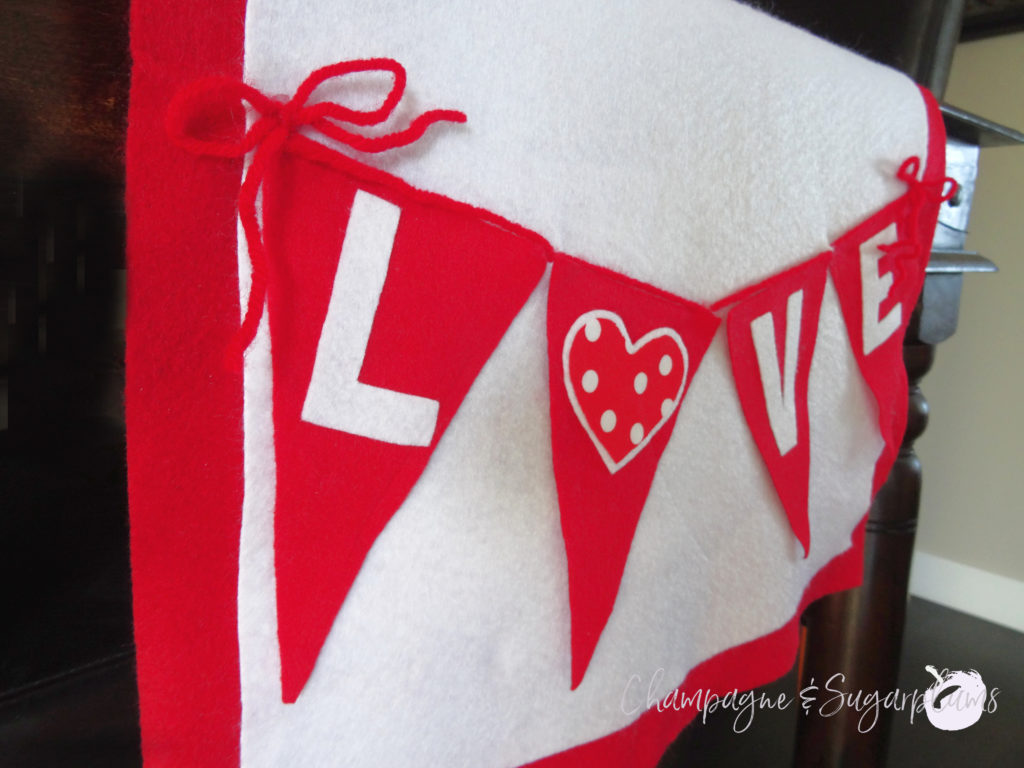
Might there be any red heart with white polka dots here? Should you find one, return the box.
[562,310,689,473]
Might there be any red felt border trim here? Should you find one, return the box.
[126,0,247,766]
[874,85,948,498]
[525,83,947,768]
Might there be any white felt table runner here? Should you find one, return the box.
[231,1,929,766]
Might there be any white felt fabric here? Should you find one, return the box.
[236,1,928,765]
[752,290,803,455]
[860,223,905,355]
[302,190,440,446]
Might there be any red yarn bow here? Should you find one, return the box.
[895,155,958,204]
[883,156,958,284]
[166,58,467,363]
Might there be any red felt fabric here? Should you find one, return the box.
[830,86,949,498]
[263,141,547,702]
[564,313,688,472]
[527,86,947,767]
[125,0,247,765]
[126,1,948,754]
[546,256,721,689]
[165,58,466,363]
[726,254,830,557]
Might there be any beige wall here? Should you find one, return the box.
[915,32,1024,582]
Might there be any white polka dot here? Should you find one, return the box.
[659,354,673,375]
[581,370,598,393]
[584,317,602,342]
[600,410,617,433]
[630,423,644,445]
[661,399,675,418]
[633,372,648,394]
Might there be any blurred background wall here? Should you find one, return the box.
[911,30,1024,630]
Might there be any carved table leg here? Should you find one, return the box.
[792,335,935,767]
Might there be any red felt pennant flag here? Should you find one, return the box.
[263,143,548,703]
[726,254,829,557]
[547,257,720,689]
[828,180,934,491]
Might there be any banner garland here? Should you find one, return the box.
[724,253,830,560]
[168,58,955,703]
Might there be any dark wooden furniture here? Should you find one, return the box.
[0,2,139,765]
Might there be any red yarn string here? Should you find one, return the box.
[165,58,467,365]
[889,156,958,287]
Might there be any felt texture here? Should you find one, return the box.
[725,254,830,557]
[262,145,547,702]
[124,1,949,767]
[563,311,689,474]
[125,0,246,766]
[829,117,951,498]
[165,57,468,362]
[243,0,927,305]
[233,2,943,765]
[235,253,885,768]
[526,519,868,768]
[547,257,720,688]
[300,190,440,447]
